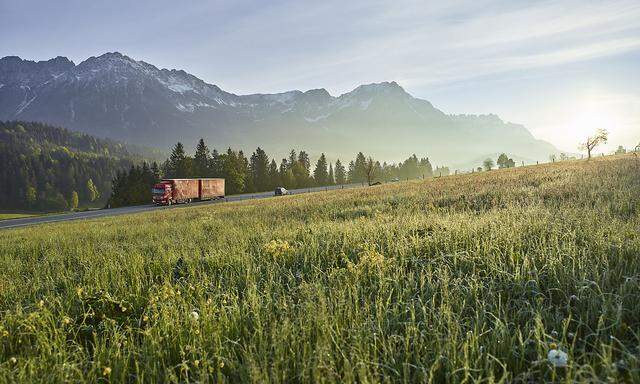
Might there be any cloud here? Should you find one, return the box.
[197,0,640,94]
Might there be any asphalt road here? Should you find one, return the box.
[0,183,364,230]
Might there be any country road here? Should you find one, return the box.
[0,184,364,230]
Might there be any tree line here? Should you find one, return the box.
[108,138,442,207]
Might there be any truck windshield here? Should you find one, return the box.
[152,188,166,194]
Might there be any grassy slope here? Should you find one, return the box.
[0,213,37,221]
[0,155,639,383]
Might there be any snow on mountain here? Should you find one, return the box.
[0,52,559,165]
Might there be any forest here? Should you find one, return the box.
[0,121,447,211]
[108,138,445,207]
[0,121,147,212]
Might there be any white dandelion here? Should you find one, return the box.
[547,349,568,367]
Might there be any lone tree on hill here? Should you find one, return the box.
[497,153,515,168]
[579,129,608,160]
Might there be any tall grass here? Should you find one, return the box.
[0,155,639,383]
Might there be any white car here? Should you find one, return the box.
[275,187,289,196]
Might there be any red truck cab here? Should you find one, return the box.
[152,181,174,205]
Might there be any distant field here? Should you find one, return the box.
[0,212,38,221]
[0,155,638,383]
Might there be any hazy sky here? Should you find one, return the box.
[1,0,639,152]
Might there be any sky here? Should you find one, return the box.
[1,0,639,153]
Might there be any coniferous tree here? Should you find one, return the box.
[210,149,222,177]
[334,159,346,185]
[279,158,295,188]
[166,142,191,178]
[250,147,270,192]
[268,159,279,189]
[353,152,368,183]
[313,153,329,186]
[194,138,210,176]
[221,148,246,194]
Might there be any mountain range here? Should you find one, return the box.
[0,52,558,167]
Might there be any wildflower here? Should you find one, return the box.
[193,360,200,368]
[2,330,8,337]
[38,300,45,308]
[263,239,292,258]
[219,361,224,368]
[103,367,112,376]
[547,349,568,368]
[62,317,72,325]
[206,298,212,305]
[9,357,17,364]
[190,311,200,321]
[142,315,149,322]
[76,287,84,297]
[121,306,127,312]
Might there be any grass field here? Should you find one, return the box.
[0,213,38,221]
[0,155,639,383]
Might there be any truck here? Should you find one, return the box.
[152,178,225,205]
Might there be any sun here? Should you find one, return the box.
[559,92,624,151]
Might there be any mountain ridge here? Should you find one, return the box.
[0,52,559,167]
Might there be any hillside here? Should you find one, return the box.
[0,53,558,165]
[0,121,156,211]
[0,155,638,382]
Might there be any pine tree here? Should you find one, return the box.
[194,138,210,176]
[335,159,346,185]
[353,152,367,183]
[210,149,222,177]
[268,159,279,189]
[221,148,246,194]
[313,153,329,186]
[167,142,188,178]
[279,159,294,188]
[293,151,312,188]
[250,147,270,192]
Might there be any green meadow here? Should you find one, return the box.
[0,155,638,383]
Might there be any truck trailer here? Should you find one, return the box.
[152,178,225,205]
